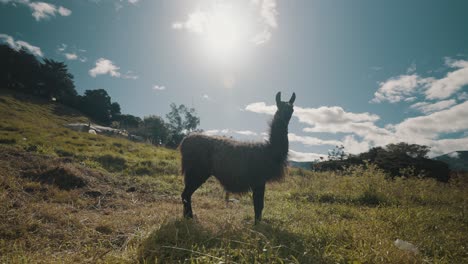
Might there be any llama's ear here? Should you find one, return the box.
[276,92,281,106]
[289,92,296,104]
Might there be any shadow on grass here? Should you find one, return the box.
[138,218,308,263]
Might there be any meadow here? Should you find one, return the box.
[0,92,467,263]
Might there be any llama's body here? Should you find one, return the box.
[180,92,295,223]
[181,134,285,193]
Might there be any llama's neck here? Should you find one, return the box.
[268,112,289,162]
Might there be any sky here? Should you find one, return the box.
[1,0,468,161]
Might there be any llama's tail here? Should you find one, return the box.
[179,137,187,175]
[178,137,188,175]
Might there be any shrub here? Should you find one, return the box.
[95,154,126,172]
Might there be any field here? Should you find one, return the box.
[0,91,467,263]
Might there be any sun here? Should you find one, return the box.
[201,4,249,60]
[173,2,254,64]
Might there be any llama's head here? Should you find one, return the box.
[275,92,296,124]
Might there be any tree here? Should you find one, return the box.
[116,114,142,130]
[0,45,41,92]
[328,145,347,160]
[110,102,121,120]
[141,115,169,145]
[315,142,449,182]
[39,59,77,104]
[165,103,200,147]
[79,89,113,124]
[385,142,430,158]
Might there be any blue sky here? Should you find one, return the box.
[1,0,467,160]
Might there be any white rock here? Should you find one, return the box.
[394,239,419,254]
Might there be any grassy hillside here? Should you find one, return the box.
[1,91,467,263]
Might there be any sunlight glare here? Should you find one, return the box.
[199,3,251,63]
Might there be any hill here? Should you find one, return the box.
[433,151,468,172]
[1,91,467,263]
[288,160,313,170]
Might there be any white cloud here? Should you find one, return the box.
[57,43,66,52]
[0,33,43,56]
[372,58,468,103]
[371,74,432,103]
[394,101,468,140]
[245,102,385,138]
[30,2,56,20]
[251,29,272,45]
[404,96,417,102]
[342,135,371,154]
[57,6,71,16]
[1,1,72,21]
[251,0,278,45]
[288,133,341,146]
[258,0,277,28]
[204,129,230,136]
[122,71,139,80]
[425,59,468,100]
[64,53,77,60]
[410,99,457,114]
[458,92,468,101]
[288,149,325,162]
[235,130,257,136]
[16,40,44,56]
[295,106,379,126]
[173,10,208,34]
[88,58,138,79]
[245,102,276,115]
[89,58,121,78]
[430,138,468,156]
[204,129,222,135]
[128,0,139,4]
[448,151,460,158]
[246,100,468,157]
[203,128,260,137]
[152,85,166,91]
[57,44,86,62]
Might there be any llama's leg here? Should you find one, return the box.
[253,184,265,224]
[182,171,209,219]
[181,185,194,218]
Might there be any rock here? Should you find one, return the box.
[394,239,419,254]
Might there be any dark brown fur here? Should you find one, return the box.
[180,92,296,223]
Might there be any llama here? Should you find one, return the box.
[180,92,295,223]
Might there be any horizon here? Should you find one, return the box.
[1,0,467,160]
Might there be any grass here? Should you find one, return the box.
[0,91,467,263]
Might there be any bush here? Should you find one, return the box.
[314,143,450,182]
[95,154,126,172]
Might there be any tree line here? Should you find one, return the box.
[0,44,199,148]
[315,142,450,182]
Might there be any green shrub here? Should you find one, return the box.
[95,154,126,172]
